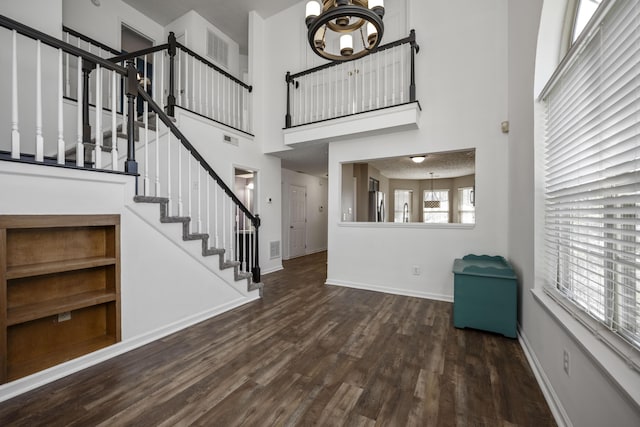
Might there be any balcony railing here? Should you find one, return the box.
[60,28,253,135]
[285,30,419,128]
[108,33,253,135]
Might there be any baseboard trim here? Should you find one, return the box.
[0,295,258,402]
[261,264,284,275]
[325,278,453,302]
[283,248,327,261]
[518,328,572,427]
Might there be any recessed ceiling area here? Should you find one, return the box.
[272,143,330,178]
[367,149,476,180]
[122,0,301,54]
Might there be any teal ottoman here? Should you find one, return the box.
[452,255,517,338]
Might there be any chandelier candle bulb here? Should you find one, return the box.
[306,1,321,18]
[369,0,385,12]
[340,34,354,56]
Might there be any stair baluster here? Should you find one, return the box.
[111,69,119,171]
[11,30,20,159]
[35,40,43,162]
[57,49,65,165]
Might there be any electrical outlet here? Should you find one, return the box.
[57,311,71,322]
[563,349,570,376]
[412,265,421,276]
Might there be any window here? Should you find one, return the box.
[571,0,602,43]
[394,190,413,223]
[458,187,475,224]
[541,0,640,355]
[423,190,449,224]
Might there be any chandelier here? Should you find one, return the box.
[424,172,441,209]
[305,0,385,61]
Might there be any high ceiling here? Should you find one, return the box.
[122,0,301,54]
[120,1,472,181]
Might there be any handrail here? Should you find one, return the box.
[284,30,419,128]
[288,29,417,80]
[176,42,252,91]
[62,25,121,56]
[108,44,169,63]
[135,85,259,227]
[0,15,127,75]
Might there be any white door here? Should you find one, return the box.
[289,185,307,258]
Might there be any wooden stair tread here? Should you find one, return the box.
[7,257,117,279]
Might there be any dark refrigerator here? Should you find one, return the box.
[368,191,385,222]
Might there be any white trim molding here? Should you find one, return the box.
[325,278,453,302]
[518,328,572,427]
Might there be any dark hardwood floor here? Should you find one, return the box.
[0,251,556,426]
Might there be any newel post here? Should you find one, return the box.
[167,32,177,117]
[252,215,261,283]
[409,29,419,103]
[81,59,94,144]
[124,61,139,191]
[285,72,292,128]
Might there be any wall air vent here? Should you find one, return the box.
[223,134,238,146]
[270,241,281,259]
[207,29,229,69]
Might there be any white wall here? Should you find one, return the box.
[323,0,508,301]
[509,0,640,426]
[62,0,164,49]
[1,0,62,36]
[0,161,257,400]
[281,168,328,259]
[165,10,241,78]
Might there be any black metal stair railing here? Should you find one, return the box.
[0,14,262,284]
[285,29,420,128]
[132,83,262,284]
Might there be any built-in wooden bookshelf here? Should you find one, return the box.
[0,215,121,383]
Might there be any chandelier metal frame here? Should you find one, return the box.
[305,0,385,62]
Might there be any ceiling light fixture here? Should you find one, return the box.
[410,155,425,163]
[305,0,385,61]
[424,172,441,209]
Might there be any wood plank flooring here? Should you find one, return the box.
[0,251,556,426]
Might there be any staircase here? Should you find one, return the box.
[0,13,263,296]
[134,195,262,295]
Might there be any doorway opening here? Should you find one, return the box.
[234,167,256,213]
[234,167,257,274]
[121,25,154,115]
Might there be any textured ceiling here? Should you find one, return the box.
[367,149,476,180]
[122,0,301,53]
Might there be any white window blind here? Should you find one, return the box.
[458,187,476,224]
[542,0,640,363]
[423,190,449,224]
